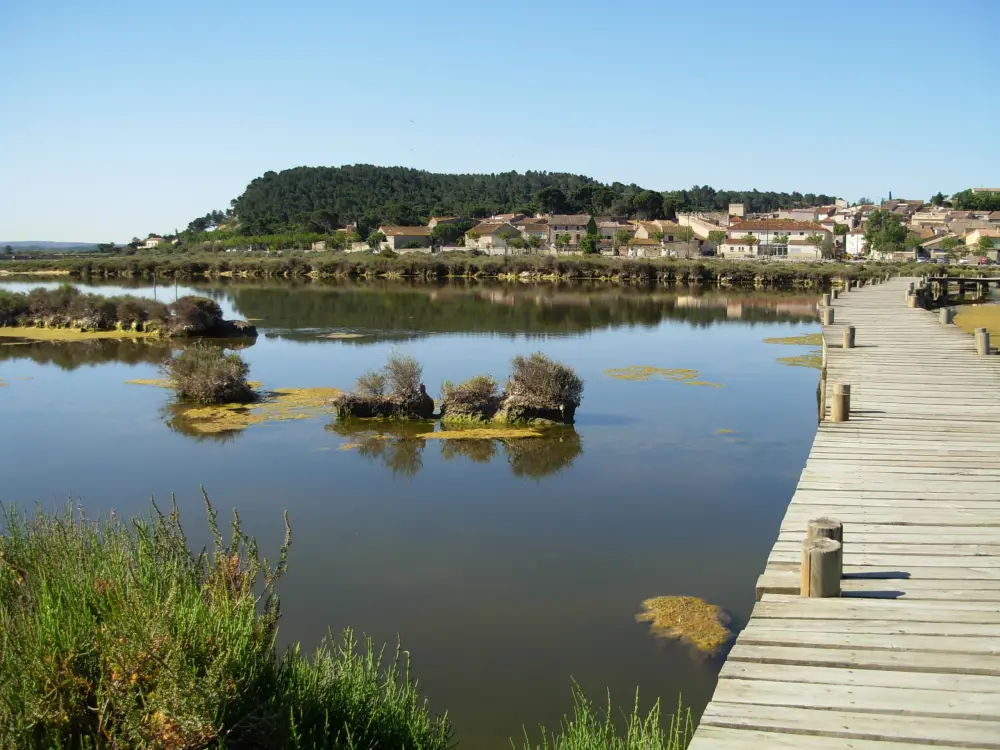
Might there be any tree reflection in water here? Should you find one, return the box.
[326,421,582,480]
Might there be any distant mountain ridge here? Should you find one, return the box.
[1,241,99,250]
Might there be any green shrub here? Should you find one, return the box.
[518,685,692,750]
[507,353,584,409]
[355,368,388,397]
[169,296,224,334]
[161,344,255,404]
[440,374,501,421]
[0,496,452,749]
[384,352,423,400]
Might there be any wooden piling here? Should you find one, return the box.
[821,292,831,307]
[832,288,840,300]
[906,294,917,308]
[842,326,855,349]
[800,537,843,597]
[830,383,850,422]
[976,327,991,356]
[939,307,954,324]
[821,307,835,325]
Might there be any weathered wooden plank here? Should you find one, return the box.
[689,726,952,750]
[737,627,1000,655]
[727,643,1000,676]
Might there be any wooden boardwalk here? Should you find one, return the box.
[689,277,1000,749]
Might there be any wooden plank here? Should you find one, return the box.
[737,627,1000,655]
[726,643,1000,676]
[700,702,1000,747]
[689,726,952,750]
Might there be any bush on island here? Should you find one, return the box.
[162,344,256,405]
[495,352,583,425]
[439,375,502,422]
[334,353,434,419]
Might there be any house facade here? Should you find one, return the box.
[721,220,830,259]
[141,237,164,250]
[846,229,867,257]
[465,222,522,254]
[547,215,592,247]
[379,226,432,251]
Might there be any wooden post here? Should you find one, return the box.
[821,307,835,325]
[830,383,850,422]
[939,307,954,324]
[842,325,855,349]
[976,327,991,356]
[808,517,843,544]
[822,338,828,368]
[832,288,840,300]
[821,292,831,307]
[907,281,915,294]
[800,537,843,597]
[907,294,917,308]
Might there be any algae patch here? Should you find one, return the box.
[956,303,1000,338]
[603,366,722,389]
[170,387,343,434]
[322,332,365,340]
[716,428,735,434]
[0,326,161,342]
[126,378,171,388]
[635,596,732,654]
[419,427,544,440]
[777,350,823,370]
[763,333,823,346]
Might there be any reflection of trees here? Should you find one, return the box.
[230,281,818,339]
[0,338,172,370]
[325,420,583,479]
[0,337,254,371]
[326,421,430,478]
[503,428,582,479]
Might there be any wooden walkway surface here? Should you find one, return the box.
[689,276,1000,749]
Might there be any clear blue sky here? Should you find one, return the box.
[2,0,998,242]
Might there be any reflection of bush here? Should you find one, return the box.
[326,422,582,479]
[0,338,173,371]
[502,428,582,479]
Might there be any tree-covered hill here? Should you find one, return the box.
[225,164,836,236]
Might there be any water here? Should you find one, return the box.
[0,278,821,746]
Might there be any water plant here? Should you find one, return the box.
[161,344,256,405]
[635,596,732,654]
[0,495,452,749]
[517,684,693,750]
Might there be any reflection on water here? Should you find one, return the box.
[326,421,583,480]
[0,277,822,749]
[0,336,255,371]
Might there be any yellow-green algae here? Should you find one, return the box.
[419,427,544,440]
[956,304,1000,338]
[126,378,171,387]
[763,333,823,346]
[635,596,732,653]
[716,428,735,434]
[0,326,161,342]
[322,332,365,339]
[777,350,823,370]
[603,366,722,388]
[171,387,343,434]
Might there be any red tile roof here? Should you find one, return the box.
[729,219,828,232]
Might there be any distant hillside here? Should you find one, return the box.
[1,241,98,251]
[226,164,836,236]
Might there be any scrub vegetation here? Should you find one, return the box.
[0,500,691,748]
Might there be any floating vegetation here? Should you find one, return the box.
[635,596,732,654]
[0,326,162,342]
[777,350,823,370]
[716,428,735,434]
[0,378,6,387]
[169,387,342,434]
[603,366,722,388]
[419,427,544,440]
[763,333,823,346]
[126,378,170,387]
[322,332,365,339]
[955,303,1000,338]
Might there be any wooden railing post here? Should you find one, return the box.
[801,537,843,597]
[939,307,954,324]
[906,294,917,308]
[832,288,840,300]
[842,325,855,349]
[821,292,831,307]
[821,307,835,325]
[831,383,850,422]
[976,327,991,356]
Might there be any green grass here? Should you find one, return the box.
[0,497,692,749]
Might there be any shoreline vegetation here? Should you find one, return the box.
[0,497,692,748]
[0,253,965,287]
[0,285,257,340]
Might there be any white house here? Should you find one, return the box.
[378,226,433,252]
[141,236,164,250]
[465,222,523,254]
[720,220,831,259]
[846,229,867,257]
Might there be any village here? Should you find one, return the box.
[289,188,1000,264]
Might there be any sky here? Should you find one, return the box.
[1,0,998,242]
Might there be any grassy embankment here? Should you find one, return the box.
[0,498,693,749]
[0,251,946,286]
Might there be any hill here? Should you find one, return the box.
[1,241,98,251]
[223,164,836,236]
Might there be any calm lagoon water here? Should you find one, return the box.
[0,279,821,747]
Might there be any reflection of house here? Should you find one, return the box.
[379,226,432,251]
[466,222,522,254]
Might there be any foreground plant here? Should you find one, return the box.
[519,685,692,750]
[161,343,256,405]
[0,494,452,749]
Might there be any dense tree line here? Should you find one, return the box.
[951,189,1000,212]
[225,165,837,236]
